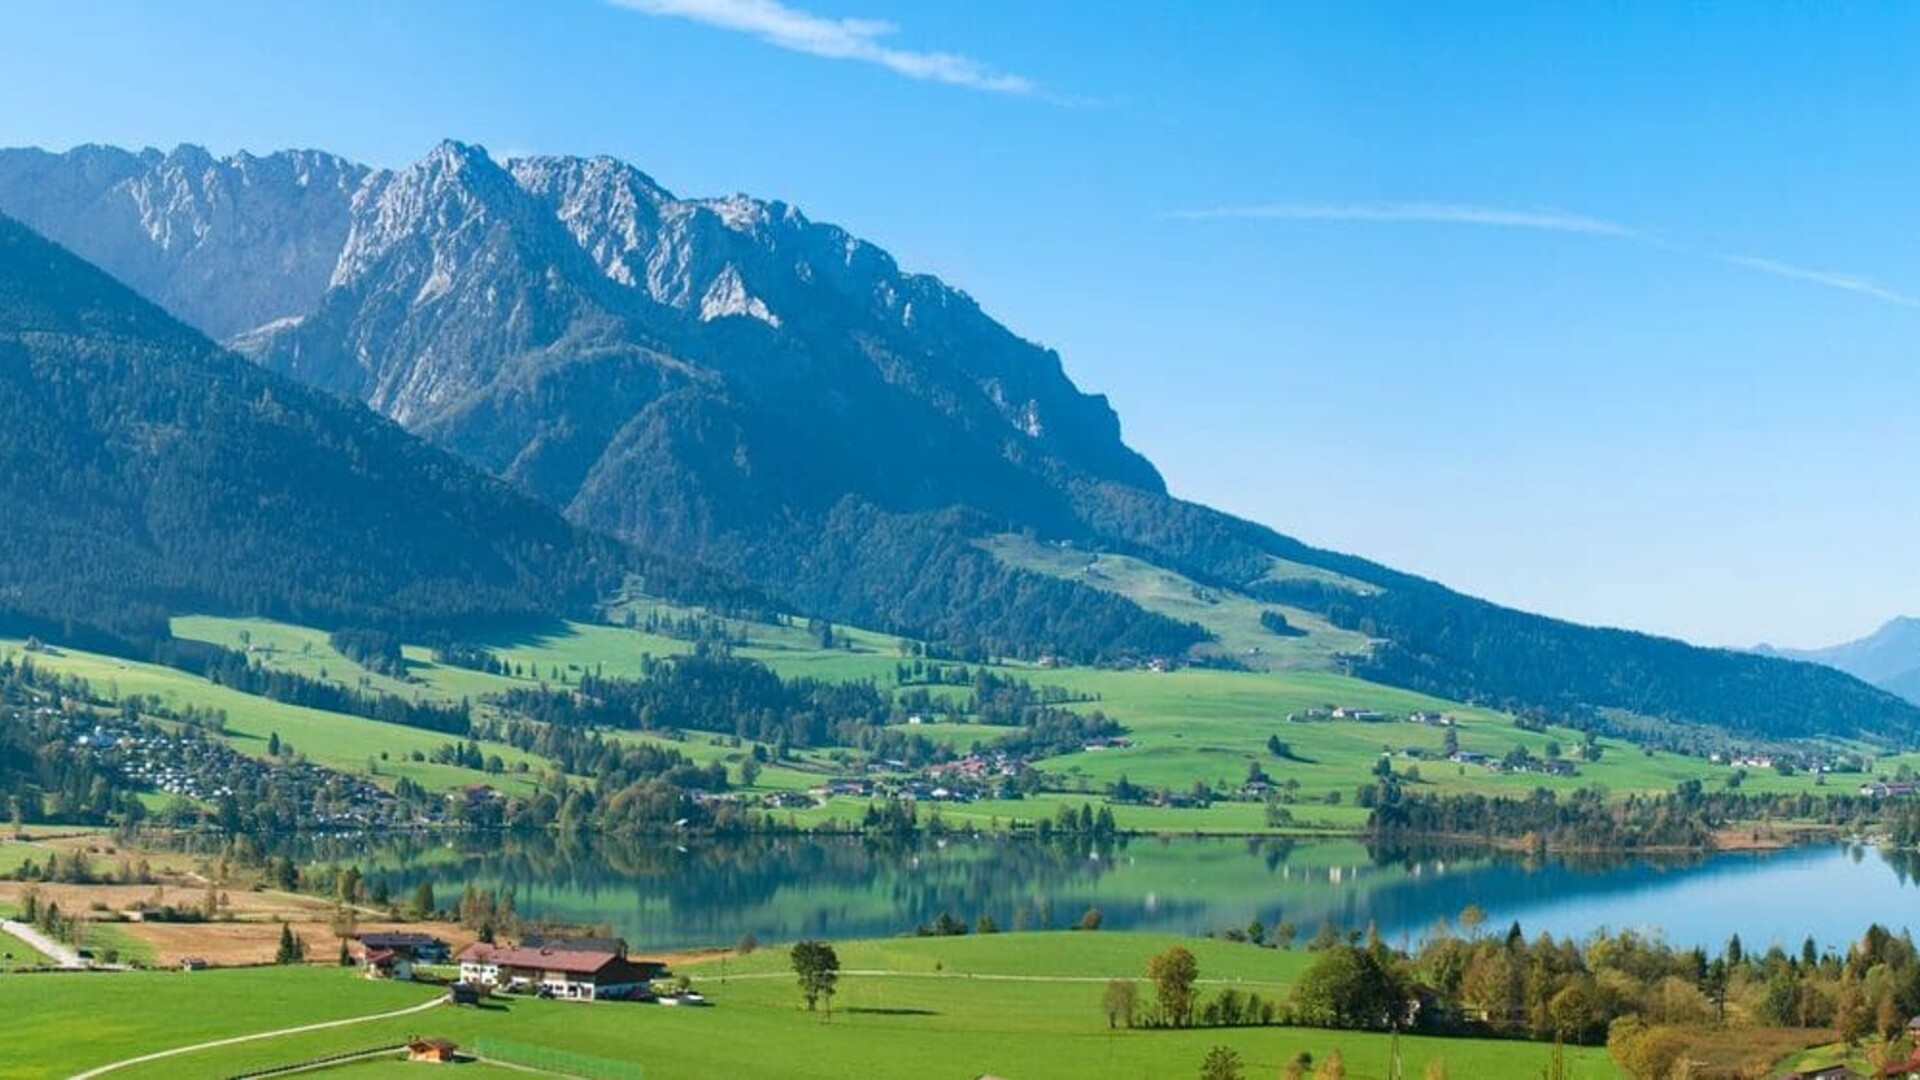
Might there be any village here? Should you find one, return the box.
[62,709,411,828]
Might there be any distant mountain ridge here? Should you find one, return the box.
[1758,617,1920,705]
[2,141,1914,741]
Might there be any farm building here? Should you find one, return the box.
[357,931,451,962]
[456,943,667,1001]
[363,947,413,981]
[407,1038,460,1064]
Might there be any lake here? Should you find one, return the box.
[317,832,1920,953]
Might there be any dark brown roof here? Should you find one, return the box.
[459,943,621,975]
[359,932,445,948]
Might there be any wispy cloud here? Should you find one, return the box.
[1170,201,1639,238]
[1722,255,1920,309]
[609,0,1035,94]
[1176,199,1920,311]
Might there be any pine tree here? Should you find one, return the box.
[275,922,301,965]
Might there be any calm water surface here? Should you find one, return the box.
[322,833,1920,952]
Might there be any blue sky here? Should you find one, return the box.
[3,0,1916,648]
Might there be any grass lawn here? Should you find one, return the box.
[17,935,1630,1080]
[980,533,1374,672]
[0,839,44,876]
[0,965,438,1080]
[0,640,546,796]
[0,925,53,969]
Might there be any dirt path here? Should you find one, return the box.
[0,917,84,968]
[67,995,444,1079]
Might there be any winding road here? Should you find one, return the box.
[67,995,444,1080]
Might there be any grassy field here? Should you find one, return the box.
[981,533,1374,672]
[37,608,1884,835]
[0,640,546,796]
[0,965,436,1080]
[0,925,53,969]
[0,934,1631,1080]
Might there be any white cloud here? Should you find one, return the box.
[609,0,1035,94]
[1176,200,1920,310]
[1170,201,1638,237]
[1723,255,1920,309]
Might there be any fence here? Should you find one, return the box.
[226,1042,406,1079]
[475,1036,645,1079]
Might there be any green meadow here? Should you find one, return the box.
[0,925,53,969]
[980,533,1374,672]
[0,640,546,796]
[0,934,1628,1080]
[13,607,1878,831]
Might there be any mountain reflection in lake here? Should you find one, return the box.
[273,833,1920,953]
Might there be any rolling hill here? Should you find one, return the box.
[1,143,1913,742]
[0,212,636,642]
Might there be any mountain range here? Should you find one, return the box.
[1,141,1913,742]
[0,211,730,646]
[1758,618,1920,705]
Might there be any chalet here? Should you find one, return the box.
[407,1038,460,1064]
[447,982,484,1006]
[1862,782,1918,798]
[357,931,451,963]
[363,948,413,982]
[457,943,667,1001]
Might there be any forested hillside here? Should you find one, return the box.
[2,145,1914,740]
[0,214,634,642]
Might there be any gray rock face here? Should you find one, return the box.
[0,141,1159,509]
[0,144,368,340]
[0,140,1168,651]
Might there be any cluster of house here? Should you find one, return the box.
[1860,781,1919,799]
[1439,749,1576,777]
[801,749,1040,805]
[356,930,673,1004]
[1289,706,1457,725]
[66,713,406,826]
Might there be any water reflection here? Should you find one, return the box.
[243,832,1920,952]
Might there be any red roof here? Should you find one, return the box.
[458,943,623,976]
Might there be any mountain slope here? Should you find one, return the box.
[0,212,630,641]
[1759,618,1920,704]
[3,143,1915,741]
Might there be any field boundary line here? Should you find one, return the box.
[67,994,443,1079]
[716,969,1293,987]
